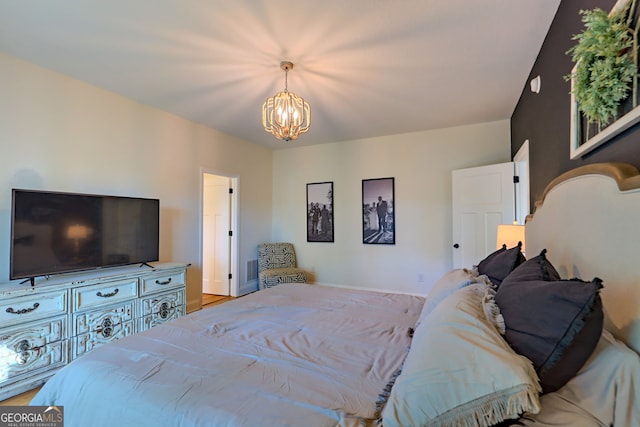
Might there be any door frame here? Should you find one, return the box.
[199,168,240,300]
[513,140,530,225]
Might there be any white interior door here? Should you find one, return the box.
[452,162,515,268]
[514,140,530,225]
[202,174,231,295]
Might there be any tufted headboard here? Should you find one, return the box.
[525,162,640,354]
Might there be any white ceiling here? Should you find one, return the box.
[0,0,560,149]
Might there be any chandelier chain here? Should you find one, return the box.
[284,68,289,92]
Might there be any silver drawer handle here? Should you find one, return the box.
[6,302,40,315]
[16,339,41,364]
[155,278,172,285]
[18,339,32,352]
[96,288,119,298]
[159,302,171,319]
[97,317,115,338]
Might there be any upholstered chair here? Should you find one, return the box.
[257,243,309,289]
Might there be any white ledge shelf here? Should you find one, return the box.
[571,104,640,160]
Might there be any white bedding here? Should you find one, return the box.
[31,283,424,427]
[519,329,640,427]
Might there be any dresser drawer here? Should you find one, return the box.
[140,270,185,295]
[0,290,68,326]
[0,317,68,383]
[139,307,184,331]
[72,301,135,335]
[139,289,184,317]
[72,278,138,312]
[72,320,135,359]
[139,289,185,331]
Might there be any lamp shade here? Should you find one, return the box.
[496,223,525,253]
[262,61,310,141]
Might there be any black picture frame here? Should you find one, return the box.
[306,181,334,242]
[362,177,395,244]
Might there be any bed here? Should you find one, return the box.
[31,162,640,427]
[32,284,424,427]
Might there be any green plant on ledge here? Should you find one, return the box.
[566,0,638,133]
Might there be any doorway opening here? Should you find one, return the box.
[201,170,239,307]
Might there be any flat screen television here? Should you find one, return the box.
[10,189,160,282]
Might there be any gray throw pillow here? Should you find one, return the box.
[502,249,561,282]
[495,276,603,394]
[476,242,526,287]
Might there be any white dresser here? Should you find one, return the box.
[0,262,188,401]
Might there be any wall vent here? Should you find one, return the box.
[246,259,258,282]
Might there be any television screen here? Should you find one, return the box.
[10,189,160,280]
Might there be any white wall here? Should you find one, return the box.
[273,121,511,295]
[0,53,273,311]
[0,51,512,303]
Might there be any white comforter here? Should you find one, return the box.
[519,329,640,427]
[32,284,424,427]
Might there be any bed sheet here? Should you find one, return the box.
[518,329,640,427]
[31,283,424,427]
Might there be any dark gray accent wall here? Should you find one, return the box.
[511,0,640,209]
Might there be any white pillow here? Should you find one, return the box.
[417,268,488,325]
[519,329,640,427]
[383,283,541,427]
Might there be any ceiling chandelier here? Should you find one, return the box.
[262,61,311,141]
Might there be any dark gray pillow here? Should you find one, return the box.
[501,249,560,283]
[495,276,603,394]
[477,242,526,287]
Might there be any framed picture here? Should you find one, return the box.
[306,182,334,242]
[362,177,395,244]
[568,0,640,159]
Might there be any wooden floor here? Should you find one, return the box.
[202,293,233,307]
[1,294,234,406]
[0,388,38,406]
